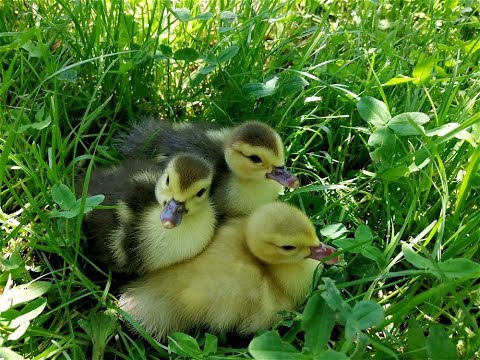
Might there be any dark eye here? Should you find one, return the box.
[196,188,206,197]
[166,176,169,186]
[247,154,262,163]
[281,245,296,251]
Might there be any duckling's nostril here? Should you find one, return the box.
[162,201,167,206]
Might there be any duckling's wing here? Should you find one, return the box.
[80,159,165,273]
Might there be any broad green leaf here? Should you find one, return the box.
[351,300,384,329]
[21,40,46,58]
[383,76,415,86]
[426,325,459,360]
[463,38,480,55]
[388,113,429,136]
[315,351,349,360]
[118,61,133,74]
[346,300,384,340]
[199,64,217,75]
[31,116,51,130]
[278,75,309,97]
[332,237,367,254]
[248,331,302,360]
[220,11,237,20]
[0,250,23,270]
[217,45,239,64]
[172,8,191,22]
[413,57,436,84]
[174,48,199,62]
[302,292,335,353]
[406,317,427,359]
[367,127,395,148]
[0,281,51,311]
[50,209,79,218]
[378,164,409,181]
[57,69,77,82]
[51,184,76,210]
[243,76,279,100]
[159,44,173,57]
[425,123,471,142]
[319,223,348,239]
[361,245,386,267]
[357,97,391,127]
[354,225,374,242]
[7,321,29,341]
[402,243,433,270]
[79,312,118,360]
[0,347,26,360]
[319,278,348,313]
[168,332,202,358]
[435,258,480,279]
[1,298,47,328]
[191,12,214,21]
[203,333,217,356]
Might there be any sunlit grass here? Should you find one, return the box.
[1,0,479,358]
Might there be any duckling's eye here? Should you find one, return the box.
[246,154,262,163]
[165,176,169,186]
[196,188,206,197]
[281,245,297,251]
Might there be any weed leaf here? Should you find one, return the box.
[0,281,51,311]
[217,46,240,64]
[174,48,199,62]
[168,332,202,358]
[172,8,191,22]
[79,312,118,360]
[388,113,429,136]
[357,97,391,127]
[0,348,25,360]
[383,76,415,86]
[407,317,427,359]
[51,184,76,210]
[426,325,459,360]
[435,258,480,279]
[220,11,237,20]
[243,76,279,100]
[413,57,436,84]
[402,243,433,270]
[320,223,348,239]
[248,331,302,360]
[302,292,335,353]
[203,333,218,355]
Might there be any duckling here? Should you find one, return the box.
[115,118,299,217]
[81,153,216,275]
[119,202,338,340]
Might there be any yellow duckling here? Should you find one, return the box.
[119,202,338,340]
[116,119,299,217]
[82,154,216,275]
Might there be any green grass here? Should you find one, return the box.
[1,0,480,358]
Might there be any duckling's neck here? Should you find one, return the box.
[268,260,319,304]
[219,176,283,217]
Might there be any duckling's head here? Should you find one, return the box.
[155,154,213,229]
[224,121,299,188]
[245,202,338,265]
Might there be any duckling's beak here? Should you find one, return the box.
[308,243,339,264]
[266,166,299,188]
[160,199,185,229]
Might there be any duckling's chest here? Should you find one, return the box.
[220,178,283,216]
[134,204,216,272]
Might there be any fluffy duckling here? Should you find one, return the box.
[116,118,299,217]
[119,202,338,340]
[82,154,216,275]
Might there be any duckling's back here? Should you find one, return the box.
[119,218,295,339]
[116,118,227,169]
